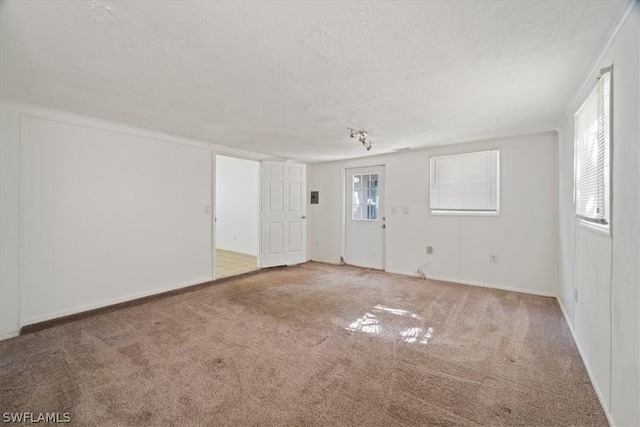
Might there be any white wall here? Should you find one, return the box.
[215,155,259,256]
[0,103,22,337]
[557,3,639,426]
[0,101,215,337]
[308,131,558,297]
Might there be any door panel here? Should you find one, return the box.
[261,161,307,267]
[289,222,303,252]
[289,181,302,211]
[268,222,284,254]
[289,165,303,175]
[269,182,284,212]
[269,163,284,175]
[345,166,385,269]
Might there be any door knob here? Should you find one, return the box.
[381,224,386,229]
[302,215,306,219]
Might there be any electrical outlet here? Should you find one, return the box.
[426,246,434,255]
[490,254,498,263]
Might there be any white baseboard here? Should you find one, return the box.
[384,269,555,298]
[0,330,20,341]
[557,298,614,427]
[308,259,342,266]
[21,276,213,327]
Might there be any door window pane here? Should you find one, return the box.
[368,205,378,220]
[352,173,380,221]
[368,188,377,203]
[353,204,363,220]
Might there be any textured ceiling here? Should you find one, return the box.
[0,1,627,162]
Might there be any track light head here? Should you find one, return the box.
[347,127,374,151]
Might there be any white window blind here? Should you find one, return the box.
[574,68,611,225]
[429,150,499,213]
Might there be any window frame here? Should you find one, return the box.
[428,149,501,217]
[573,66,612,234]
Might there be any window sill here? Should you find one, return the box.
[430,210,500,217]
[578,219,611,237]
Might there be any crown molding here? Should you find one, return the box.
[557,0,637,126]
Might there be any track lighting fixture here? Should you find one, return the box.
[347,128,374,151]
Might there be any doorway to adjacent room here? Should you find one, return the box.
[215,155,260,278]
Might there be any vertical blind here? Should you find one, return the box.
[429,150,499,212]
[574,69,611,224]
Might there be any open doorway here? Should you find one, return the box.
[215,155,260,279]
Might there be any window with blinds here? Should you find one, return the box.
[574,68,611,226]
[429,149,499,214]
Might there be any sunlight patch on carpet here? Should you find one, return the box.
[346,305,434,345]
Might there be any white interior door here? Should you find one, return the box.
[345,166,385,269]
[261,161,307,267]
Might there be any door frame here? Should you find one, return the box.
[211,151,217,279]
[340,163,387,270]
[212,152,263,280]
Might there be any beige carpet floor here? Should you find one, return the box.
[0,262,606,426]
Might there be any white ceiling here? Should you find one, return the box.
[0,1,627,163]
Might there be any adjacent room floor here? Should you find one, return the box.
[215,249,258,279]
[0,263,606,426]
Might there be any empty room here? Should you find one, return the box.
[1,1,639,426]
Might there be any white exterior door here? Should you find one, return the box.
[261,161,307,267]
[345,166,385,269]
